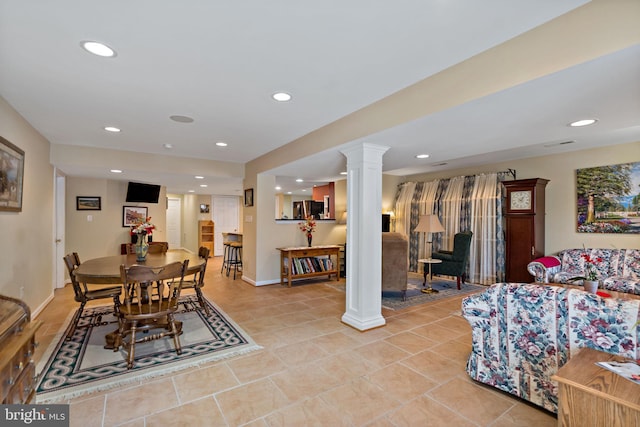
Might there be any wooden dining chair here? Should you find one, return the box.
[114,260,188,369]
[125,241,168,255]
[179,246,211,315]
[63,253,122,340]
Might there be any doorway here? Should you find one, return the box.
[166,198,182,250]
[212,196,240,256]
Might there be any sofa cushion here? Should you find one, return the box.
[558,248,612,279]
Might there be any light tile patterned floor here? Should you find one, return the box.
[34,257,557,426]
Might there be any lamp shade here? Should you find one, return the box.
[414,214,444,233]
[338,211,347,225]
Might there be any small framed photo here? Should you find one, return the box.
[0,136,25,212]
[76,196,101,211]
[123,206,148,227]
[244,188,254,207]
[200,203,210,213]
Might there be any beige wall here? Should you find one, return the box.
[402,141,640,255]
[66,178,167,259]
[0,97,54,313]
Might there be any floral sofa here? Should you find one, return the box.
[462,282,640,413]
[527,248,640,295]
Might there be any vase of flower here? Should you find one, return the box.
[135,232,149,262]
[299,216,316,248]
[583,280,599,293]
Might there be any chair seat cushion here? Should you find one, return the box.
[432,252,454,262]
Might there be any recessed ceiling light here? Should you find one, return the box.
[216,141,228,147]
[340,171,347,175]
[188,190,195,193]
[200,184,208,188]
[569,119,597,127]
[275,186,282,190]
[104,126,121,133]
[194,176,204,179]
[163,143,173,149]
[81,41,116,57]
[110,169,122,173]
[287,191,292,194]
[295,178,304,183]
[416,154,430,159]
[272,92,292,102]
[170,115,194,123]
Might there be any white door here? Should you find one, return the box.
[54,173,66,288]
[212,196,239,256]
[167,198,181,250]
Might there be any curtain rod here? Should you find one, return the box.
[498,169,516,180]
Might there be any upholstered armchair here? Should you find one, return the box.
[428,230,473,289]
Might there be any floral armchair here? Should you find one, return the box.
[462,282,640,413]
[527,248,640,295]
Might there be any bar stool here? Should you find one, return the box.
[226,241,243,279]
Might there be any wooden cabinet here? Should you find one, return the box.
[0,295,41,404]
[553,347,640,426]
[503,178,548,282]
[198,220,214,257]
[277,246,341,287]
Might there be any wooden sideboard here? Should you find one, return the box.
[277,246,341,287]
[0,295,42,404]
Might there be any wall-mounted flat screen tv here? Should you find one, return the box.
[125,182,161,203]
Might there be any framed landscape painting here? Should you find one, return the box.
[0,136,25,212]
[576,161,640,233]
[76,196,101,210]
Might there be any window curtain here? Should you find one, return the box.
[394,173,505,285]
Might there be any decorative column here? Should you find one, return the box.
[340,143,389,331]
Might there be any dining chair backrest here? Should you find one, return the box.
[125,241,169,255]
[119,260,188,317]
[63,252,84,301]
[195,246,210,285]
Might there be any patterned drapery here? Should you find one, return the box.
[394,173,505,285]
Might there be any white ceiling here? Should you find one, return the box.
[1,1,638,196]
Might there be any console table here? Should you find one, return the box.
[277,245,341,287]
[553,347,640,426]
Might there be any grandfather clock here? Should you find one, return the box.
[503,178,549,282]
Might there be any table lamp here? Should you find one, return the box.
[414,214,445,294]
[414,214,444,259]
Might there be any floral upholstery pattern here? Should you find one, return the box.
[462,282,640,413]
[527,248,640,295]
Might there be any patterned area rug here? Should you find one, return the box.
[382,273,486,310]
[326,273,485,310]
[36,296,261,403]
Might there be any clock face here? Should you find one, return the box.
[510,190,532,210]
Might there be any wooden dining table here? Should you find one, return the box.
[73,250,204,349]
[73,250,205,285]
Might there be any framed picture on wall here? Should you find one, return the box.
[244,188,254,207]
[576,161,640,234]
[123,206,148,227]
[76,196,101,210]
[0,136,25,212]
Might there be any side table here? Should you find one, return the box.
[552,347,640,426]
[418,258,442,294]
